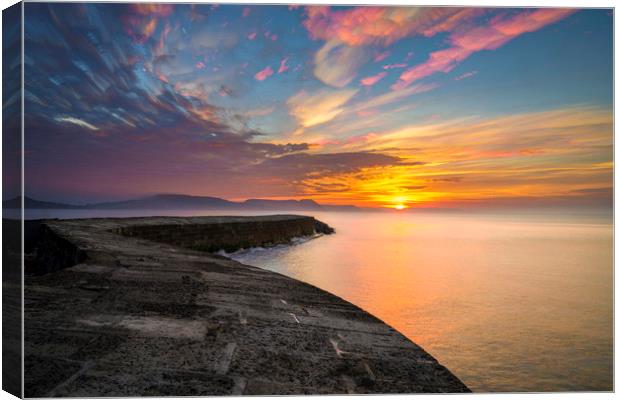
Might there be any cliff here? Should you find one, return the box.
[24,215,469,396]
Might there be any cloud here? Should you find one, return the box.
[54,116,99,131]
[123,15,158,44]
[352,82,438,113]
[302,6,482,46]
[278,57,289,73]
[313,39,369,87]
[244,105,276,118]
[393,8,574,89]
[374,51,390,62]
[24,3,327,201]
[454,70,478,80]
[302,7,493,91]
[130,4,174,17]
[296,106,612,208]
[287,88,358,129]
[256,151,407,180]
[254,66,274,81]
[383,63,407,70]
[122,4,174,44]
[360,71,387,86]
[421,8,483,36]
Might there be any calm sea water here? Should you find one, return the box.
[20,208,613,392]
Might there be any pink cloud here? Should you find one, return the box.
[302,6,482,46]
[422,8,484,37]
[360,72,388,86]
[278,58,289,74]
[271,34,278,41]
[254,66,274,81]
[247,32,257,40]
[356,109,377,118]
[346,132,379,143]
[392,8,574,90]
[374,51,390,62]
[242,7,251,18]
[393,46,471,90]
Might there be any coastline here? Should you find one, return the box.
[23,215,470,396]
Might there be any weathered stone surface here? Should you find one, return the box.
[25,216,469,396]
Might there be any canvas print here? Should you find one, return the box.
[1,2,614,397]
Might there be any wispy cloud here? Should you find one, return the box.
[295,106,612,207]
[454,70,478,80]
[303,6,479,46]
[383,63,407,70]
[278,57,289,74]
[313,39,369,87]
[393,9,574,89]
[287,88,358,131]
[54,116,99,131]
[360,72,388,86]
[22,4,610,208]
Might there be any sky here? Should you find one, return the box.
[20,3,613,209]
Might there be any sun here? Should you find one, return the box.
[391,196,408,210]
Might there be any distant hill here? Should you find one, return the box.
[3,194,360,212]
[87,194,234,210]
[241,198,323,211]
[2,196,81,209]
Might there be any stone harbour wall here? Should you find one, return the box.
[113,216,333,253]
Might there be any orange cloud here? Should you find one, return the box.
[123,16,158,43]
[287,88,358,130]
[254,66,274,81]
[294,106,611,208]
[130,4,174,17]
[360,71,388,86]
[123,4,174,44]
[393,8,574,89]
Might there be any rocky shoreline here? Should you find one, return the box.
[24,215,470,396]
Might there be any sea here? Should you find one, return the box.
[18,208,613,392]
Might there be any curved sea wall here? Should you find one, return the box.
[24,215,469,396]
[113,215,334,253]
